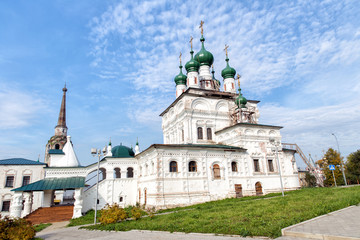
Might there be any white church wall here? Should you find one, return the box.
[0,164,45,217]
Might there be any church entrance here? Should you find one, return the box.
[234,184,243,198]
[255,182,263,196]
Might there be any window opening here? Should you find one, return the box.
[22,176,31,186]
[231,162,238,172]
[213,164,221,179]
[254,159,260,172]
[197,127,203,140]
[170,161,178,172]
[127,167,134,178]
[5,176,14,188]
[207,128,212,140]
[268,160,274,172]
[189,161,197,172]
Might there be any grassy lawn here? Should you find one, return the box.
[34,223,52,232]
[81,186,360,238]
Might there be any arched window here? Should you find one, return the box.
[213,164,220,179]
[127,167,134,178]
[189,161,197,172]
[231,162,238,172]
[55,144,60,149]
[99,168,106,180]
[207,128,212,140]
[119,197,123,202]
[169,161,178,172]
[255,182,263,196]
[197,127,203,140]
[114,168,121,178]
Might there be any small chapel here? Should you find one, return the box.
[2,22,300,220]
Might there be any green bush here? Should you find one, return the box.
[99,203,127,224]
[131,207,142,220]
[0,215,35,240]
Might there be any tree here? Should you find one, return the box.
[305,172,317,187]
[316,148,345,186]
[346,150,360,184]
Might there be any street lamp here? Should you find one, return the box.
[270,138,284,197]
[91,147,106,224]
[331,133,347,186]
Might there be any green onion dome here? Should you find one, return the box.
[185,50,200,73]
[221,57,236,79]
[111,144,135,158]
[235,89,247,108]
[212,68,221,87]
[174,64,187,85]
[194,36,214,66]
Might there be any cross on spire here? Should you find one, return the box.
[237,74,241,88]
[199,20,204,35]
[189,36,193,49]
[224,44,229,58]
[179,52,182,65]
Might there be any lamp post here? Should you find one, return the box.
[331,133,347,186]
[270,138,285,197]
[91,147,105,224]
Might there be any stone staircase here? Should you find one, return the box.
[24,205,74,224]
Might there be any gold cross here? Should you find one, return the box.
[189,36,193,49]
[237,74,241,88]
[179,52,182,64]
[224,44,229,57]
[199,20,204,35]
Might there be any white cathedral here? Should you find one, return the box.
[1,24,300,219]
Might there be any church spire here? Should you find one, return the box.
[55,85,68,136]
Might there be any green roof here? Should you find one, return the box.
[0,158,47,165]
[12,177,85,192]
[48,149,64,154]
[111,145,135,158]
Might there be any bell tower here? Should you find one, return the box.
[45,85,68,164]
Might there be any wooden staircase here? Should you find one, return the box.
[24,205,74,224]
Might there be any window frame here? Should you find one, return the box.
[197,127,203,140]
[127,167,134,178]
[1,200,10,212]
[169,161,178,173]
[114,168,121,179]
[231,161,238,172]
[22,175,31,186]
[207,128,212,140]
[188,161,197,172]
[253,159,260,172]
[5,176,14,188]
[268,159,274,172]
[213,164,221,179]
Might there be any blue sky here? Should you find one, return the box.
[0,0,359,167]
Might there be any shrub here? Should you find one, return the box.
[0,215,35,240]
[99,203,127,224]
[131,207,142,220]
[146,207,156,219]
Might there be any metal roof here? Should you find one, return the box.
[12,177,85,192]
[0,158,47,165]
[48,149,65,154]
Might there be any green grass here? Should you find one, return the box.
[34,223,52,232]
[82,186,360,238]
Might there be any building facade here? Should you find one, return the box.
[5,24,300,219]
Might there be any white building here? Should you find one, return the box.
[5,25,300,219]
[0,158,46,217]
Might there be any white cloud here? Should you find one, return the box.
[0,87,45,129]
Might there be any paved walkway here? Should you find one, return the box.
[36,205,360,240]
[281,205,360,240]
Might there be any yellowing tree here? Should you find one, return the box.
[316,148,345,186]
